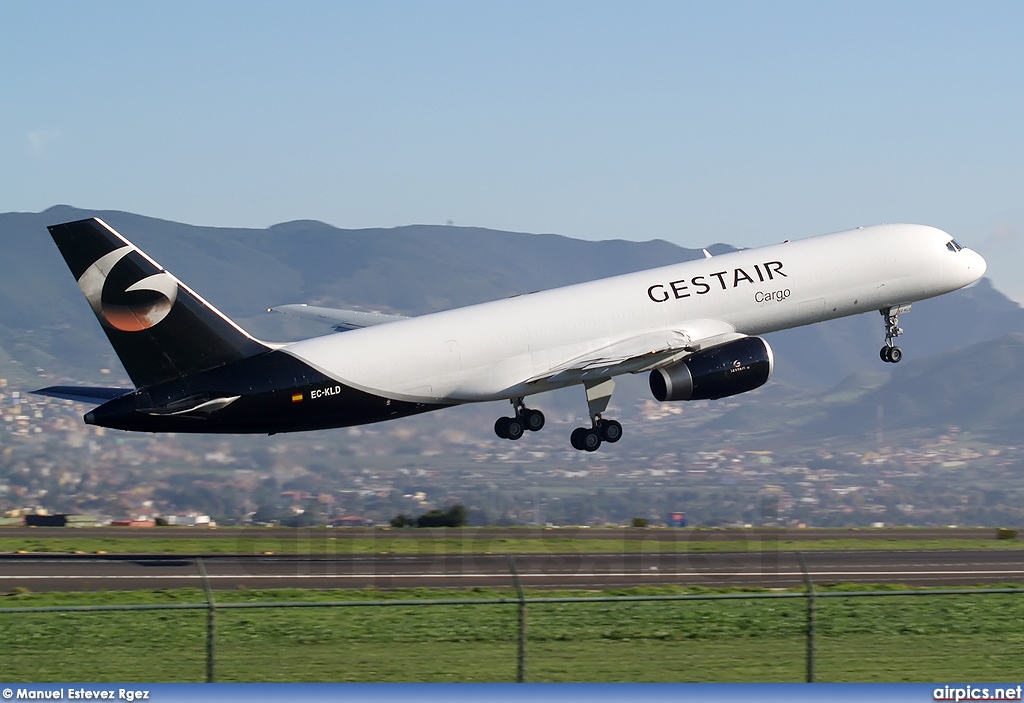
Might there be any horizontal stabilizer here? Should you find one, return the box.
[269,304,408,332]
[33,386,132,405]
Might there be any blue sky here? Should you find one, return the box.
[4,1,1024,298]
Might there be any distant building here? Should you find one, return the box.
[329,515,372,527]
[25,514,67,527]
[165,514,213,527]
[110,518,156,527]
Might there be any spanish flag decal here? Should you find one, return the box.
[291,393,304,403]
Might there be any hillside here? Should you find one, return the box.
[3,206,1021,393]
[0,206,706,383]
[3,205,1023,446]
[4,207,1024,525]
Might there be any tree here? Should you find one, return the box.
[414,503,469,528]
[251,503,283,525]
[390,514,416,528]
[445,503,467,527]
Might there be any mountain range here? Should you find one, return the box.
[3,205,1023,446]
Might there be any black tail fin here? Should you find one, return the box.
[47,218,269,388]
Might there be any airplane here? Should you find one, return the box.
[34,217,986,451]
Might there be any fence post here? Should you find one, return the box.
[196,558,216,683]
[796,551,815,683]
[507,555,527,683]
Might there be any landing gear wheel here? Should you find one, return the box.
[505,417,525,440]
[571,427,602,451]
[499,398,544,440]
[523,409,545,432]
[880,346,903,363]
[598,419,623,443]
[879,305,909,364]
[581,428,602,452]
[494,417,510,439]
[495,417,524,439]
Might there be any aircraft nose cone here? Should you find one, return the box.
[970,250,987,278]
[949,246,986,290]
[968,249,987,280]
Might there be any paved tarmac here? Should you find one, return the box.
[1,549,1021,591]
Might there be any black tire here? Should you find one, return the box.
[523,409,545,432]
[888,346,903,363]
[600,419,623,443]
[582,429,602,452]
[506,418,525,440]
[570,427,587,450]
[494,417,510,439]
[880,346,891,363]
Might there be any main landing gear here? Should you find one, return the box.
[569,378,623,452]
[879,304,911,363]
[494,397,545,441]
[492,379,624,452]
[570,418,622,452]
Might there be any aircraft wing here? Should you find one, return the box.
[269,304,408,332]
[527,319,744,386]
[33,386,133,404]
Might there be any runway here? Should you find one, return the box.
[2,549,1022,592]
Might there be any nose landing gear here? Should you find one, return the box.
[880,304,911,363]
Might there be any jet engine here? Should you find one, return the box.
[649,336,773,402]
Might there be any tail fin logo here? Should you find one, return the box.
[78,245,179,332]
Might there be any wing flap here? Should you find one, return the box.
[527,320,743,386]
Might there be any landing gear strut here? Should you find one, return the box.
[494,398,545,441]
[569,378,623,452]
[879,304,911,364]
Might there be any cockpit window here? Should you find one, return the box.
[946,239,964,252]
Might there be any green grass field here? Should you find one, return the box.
[3,585,1023,682]
[1,531,1019,556]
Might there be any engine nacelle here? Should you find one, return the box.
[649,336,773,402]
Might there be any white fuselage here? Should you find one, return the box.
[283,224,985,404]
